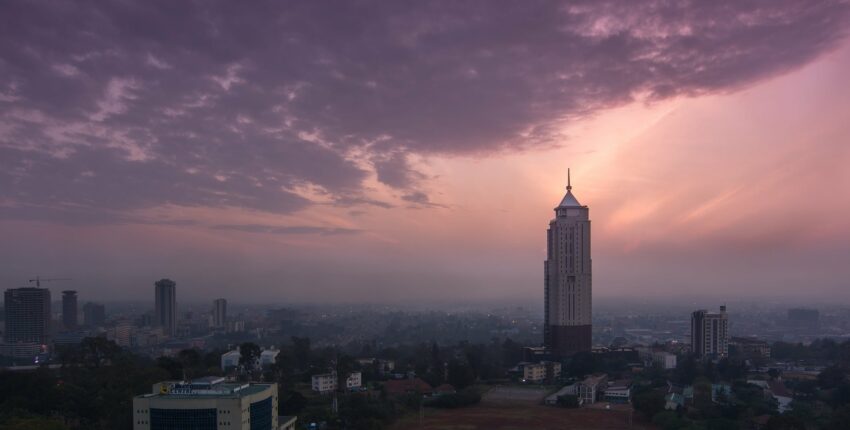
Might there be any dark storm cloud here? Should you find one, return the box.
[1,0,848,223]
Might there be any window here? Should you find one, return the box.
[250,397,272,430]
[150,408,216,430]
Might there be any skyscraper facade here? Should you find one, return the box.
[544,171,592,356]
[691,306,729,359]
[213,298,227,328]
[3,287,51,344]
[62,290,78,330]
[154,279,177,337]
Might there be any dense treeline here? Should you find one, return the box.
[0,338,168,430]
[0,336,526,430]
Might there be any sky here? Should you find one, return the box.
[1,1,849,306]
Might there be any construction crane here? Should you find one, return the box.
[28,276,72,287]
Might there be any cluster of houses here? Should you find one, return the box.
[665,379,793,414]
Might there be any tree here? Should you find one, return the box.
[632,387,666,420]
[0,417,69,430]
[819,365,846,390]
[239,342,262,370]
[652,411,688,430]
[567,352,597,377]
[764,415,806,430]
[177,348,202,379]
[156,356,183,379]
[447,360,475,389]
[829,405,850,430]
[335,354,357,394]
[768,368,782,380]
[291,336,311,371]
[675,354,698,385]
[80,337,121,368]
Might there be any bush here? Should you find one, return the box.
[557,394,580,408]
[425,389,481,409]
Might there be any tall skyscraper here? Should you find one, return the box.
[82,302,106,327]
[154,278,177,337]
[62,290,78,330]
[3,287,51,344]
[691,306,729,359]
[544,170,592,356]
[213,298,227,328]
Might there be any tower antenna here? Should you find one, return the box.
[567,168,572,191]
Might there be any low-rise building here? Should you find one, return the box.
[259,349,279,367]
[730,337,771,358]
[221,350,241,370]
[357,358,395,375]
[576,374,608,405]
[519,361,561,383]
[132,376,278,430]
[604,380,631,404]
[652,352,677,370]
[279,416,298,430]
[311,371,362,393]
[545,384,579,406]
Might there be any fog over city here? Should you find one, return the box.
[2,1,850,304]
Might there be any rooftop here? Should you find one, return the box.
[138,377,273,399]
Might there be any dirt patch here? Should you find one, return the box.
[392,402,653,430]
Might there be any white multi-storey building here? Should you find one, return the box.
[311,372,362,393]
[221,350,241,370]
[259,349,279,367]
[652,351,678,370]
[691,306,729,359]
[520,361,562,382]
[545,170,592,356]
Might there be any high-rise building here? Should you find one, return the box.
[212,298,227,328]
[3,287,51,345]
[132,376,280,430]
[154,279,177,337]
[544,170,592,356]
[691,306,729,359]
[62,290,78,330]
[82,302,106,327]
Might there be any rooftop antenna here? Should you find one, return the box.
[567,168,572,191]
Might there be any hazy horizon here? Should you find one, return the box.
[2,1,849,304]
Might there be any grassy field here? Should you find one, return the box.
[390,386,655,430]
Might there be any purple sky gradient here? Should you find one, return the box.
[1,1,849,304]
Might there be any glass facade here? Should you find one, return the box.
[250,397,272,430]
[150,408,216,430]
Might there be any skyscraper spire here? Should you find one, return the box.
[567,168,571,191]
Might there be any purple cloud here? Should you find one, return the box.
[1,0,848,223]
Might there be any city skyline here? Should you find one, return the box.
[1,1,850,304]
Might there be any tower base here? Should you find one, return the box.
[548,324,592,357]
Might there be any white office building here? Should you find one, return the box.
[132,376,279,430]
